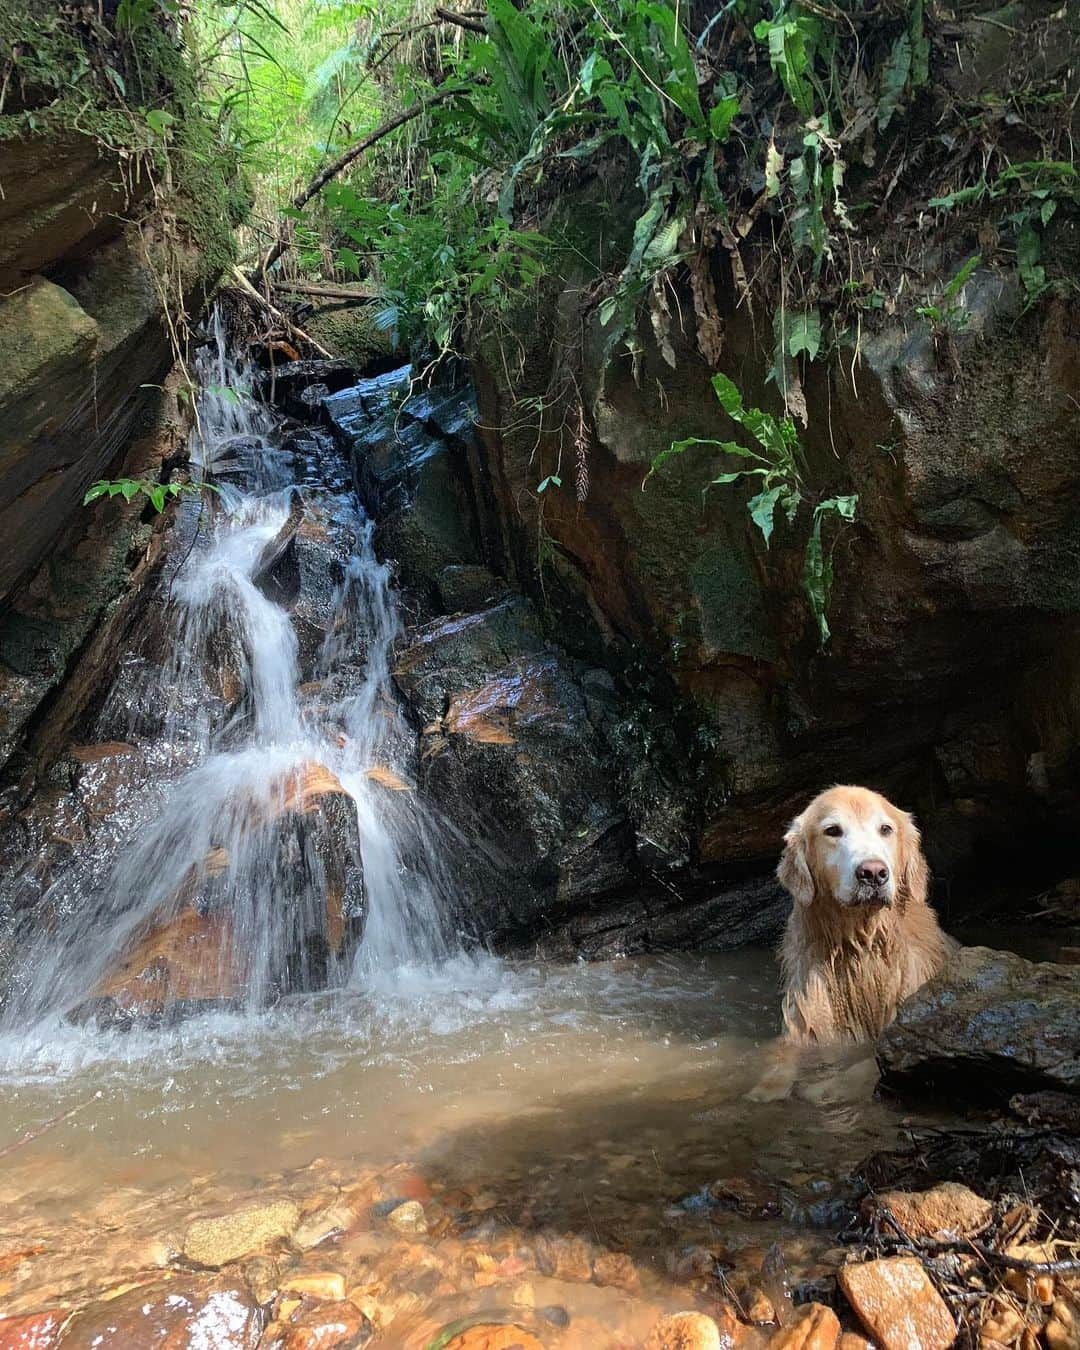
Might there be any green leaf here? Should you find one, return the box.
[765,140,783,199]
[104,65,126,97]
[83,481,111,505]
[878,31,912,131]
[1016,227,1046,302]
[145,109,176,137]
[598,296,618,326]
[710,372,745,419]
[709,95,740,142]
[147,485,167,513]
[748,486,785,545]
[787,309,822,361]
[120,480,141,502]
[537,474,562,492]
[942,253,981,304]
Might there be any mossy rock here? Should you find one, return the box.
[303,303,395,370]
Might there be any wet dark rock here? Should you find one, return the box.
[878,945,1080,1098]
[436,565,510,613]
[60,1278,261,1348]
[259,359,357,420]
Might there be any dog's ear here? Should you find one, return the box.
[777,813,815,906]
[896,810,929,908]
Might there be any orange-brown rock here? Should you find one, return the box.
[592,1250,641,1293]
[274,1300,371,1348]
[870,1182,992,1240]
[533,1233,594,1283]
[443,662,561,746]
[0,1310,68,1349]
[1004,1244,1057,1304]
[837,1336,872,1350]
[92,907,243,1011]
[712,1303,769,1348]
[838,1257,956,1350]
[645,1311,724,1350]
[1046,1297,1080,1350]
[60,1278,259,1348]
[979,1303,1027,1348]
[767,1304,839,1349]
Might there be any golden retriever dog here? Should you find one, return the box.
[776,784,951,1044]
[747,785,952,1105]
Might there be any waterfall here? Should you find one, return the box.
[0,311,457,1031]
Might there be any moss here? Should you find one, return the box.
[0,0,243,286]
[304,304,395,369]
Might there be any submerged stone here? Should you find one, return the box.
[60,1278,260,1348]
[183,1200,301,1268]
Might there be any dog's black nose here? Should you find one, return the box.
[856,860,889,887]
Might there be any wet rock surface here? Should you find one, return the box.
[878,945,1080,1097]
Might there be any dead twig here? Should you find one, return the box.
[0,1094,101,1161]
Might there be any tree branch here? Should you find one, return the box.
[434,7,488,34]
[249,87,463,287]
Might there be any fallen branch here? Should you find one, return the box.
[434,7,487,34]
[271,280,377,302]
[250,87,463,287]
[230,267,335,359]
[0,1094,101,1160]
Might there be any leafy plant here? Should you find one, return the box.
[915,254,981,332]
[83,478,218,514]
[646,373,857,647]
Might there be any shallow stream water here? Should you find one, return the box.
[0,324,956,1343]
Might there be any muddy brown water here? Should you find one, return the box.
[0,950,956,1341]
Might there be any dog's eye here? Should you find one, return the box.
[823,825,843,838]
[880,823,894,836]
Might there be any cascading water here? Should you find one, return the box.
[0,310,457,1035]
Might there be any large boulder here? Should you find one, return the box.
[878,945,1080,1098]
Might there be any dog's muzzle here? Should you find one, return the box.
[851,859,892,907]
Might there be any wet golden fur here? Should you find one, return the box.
[776,785,952,1045]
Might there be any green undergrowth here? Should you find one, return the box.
[0,1,247,368]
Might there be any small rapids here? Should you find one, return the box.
[0,311,457,1043]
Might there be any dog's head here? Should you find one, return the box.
[777,785,927,913]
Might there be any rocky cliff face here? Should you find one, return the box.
[0,4,239,777]
[458,252,1080,913]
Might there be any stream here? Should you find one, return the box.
[0,320,954,1345]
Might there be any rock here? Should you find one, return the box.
[272,1300,371,1349]
[60,1278,259,1348]
[645,1311,723,1350]
[386,1200,428,1235]
[533,1233,595,1283]
[291,1201,358,1251]
[837,1337,872,1350]
[592,1250,641,1293]
[979,1304,1028,1348]
[1046,1298,1080,1350]
[767,1304,840,1349]
[85,907,243,1018]
[878,946,1080,1098]
[869,1182,993,1240]
[1003,1243,1057,1304]
[280,1273,347,1302]
[0,1310,67,1349]
[244,1255,280,1305]
[838,1257,956,1350]
[182,1199,301,1267]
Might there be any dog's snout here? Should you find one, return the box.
[856,859,889,887]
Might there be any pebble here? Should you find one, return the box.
[838,1256,956,1350]
[1004,1244,1057,1304]
[645,1310,723,1350]
[592,1250,641,1293]
[869,1182,992,1241]
[183,1199,301,1268]
[386,1201,428,1235]
[292,1201,358,1251]
[767,1302,840,1349]
[1047,1297,1080,1350]
[273,1299,372,1348]
[280,1272,347,1302]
